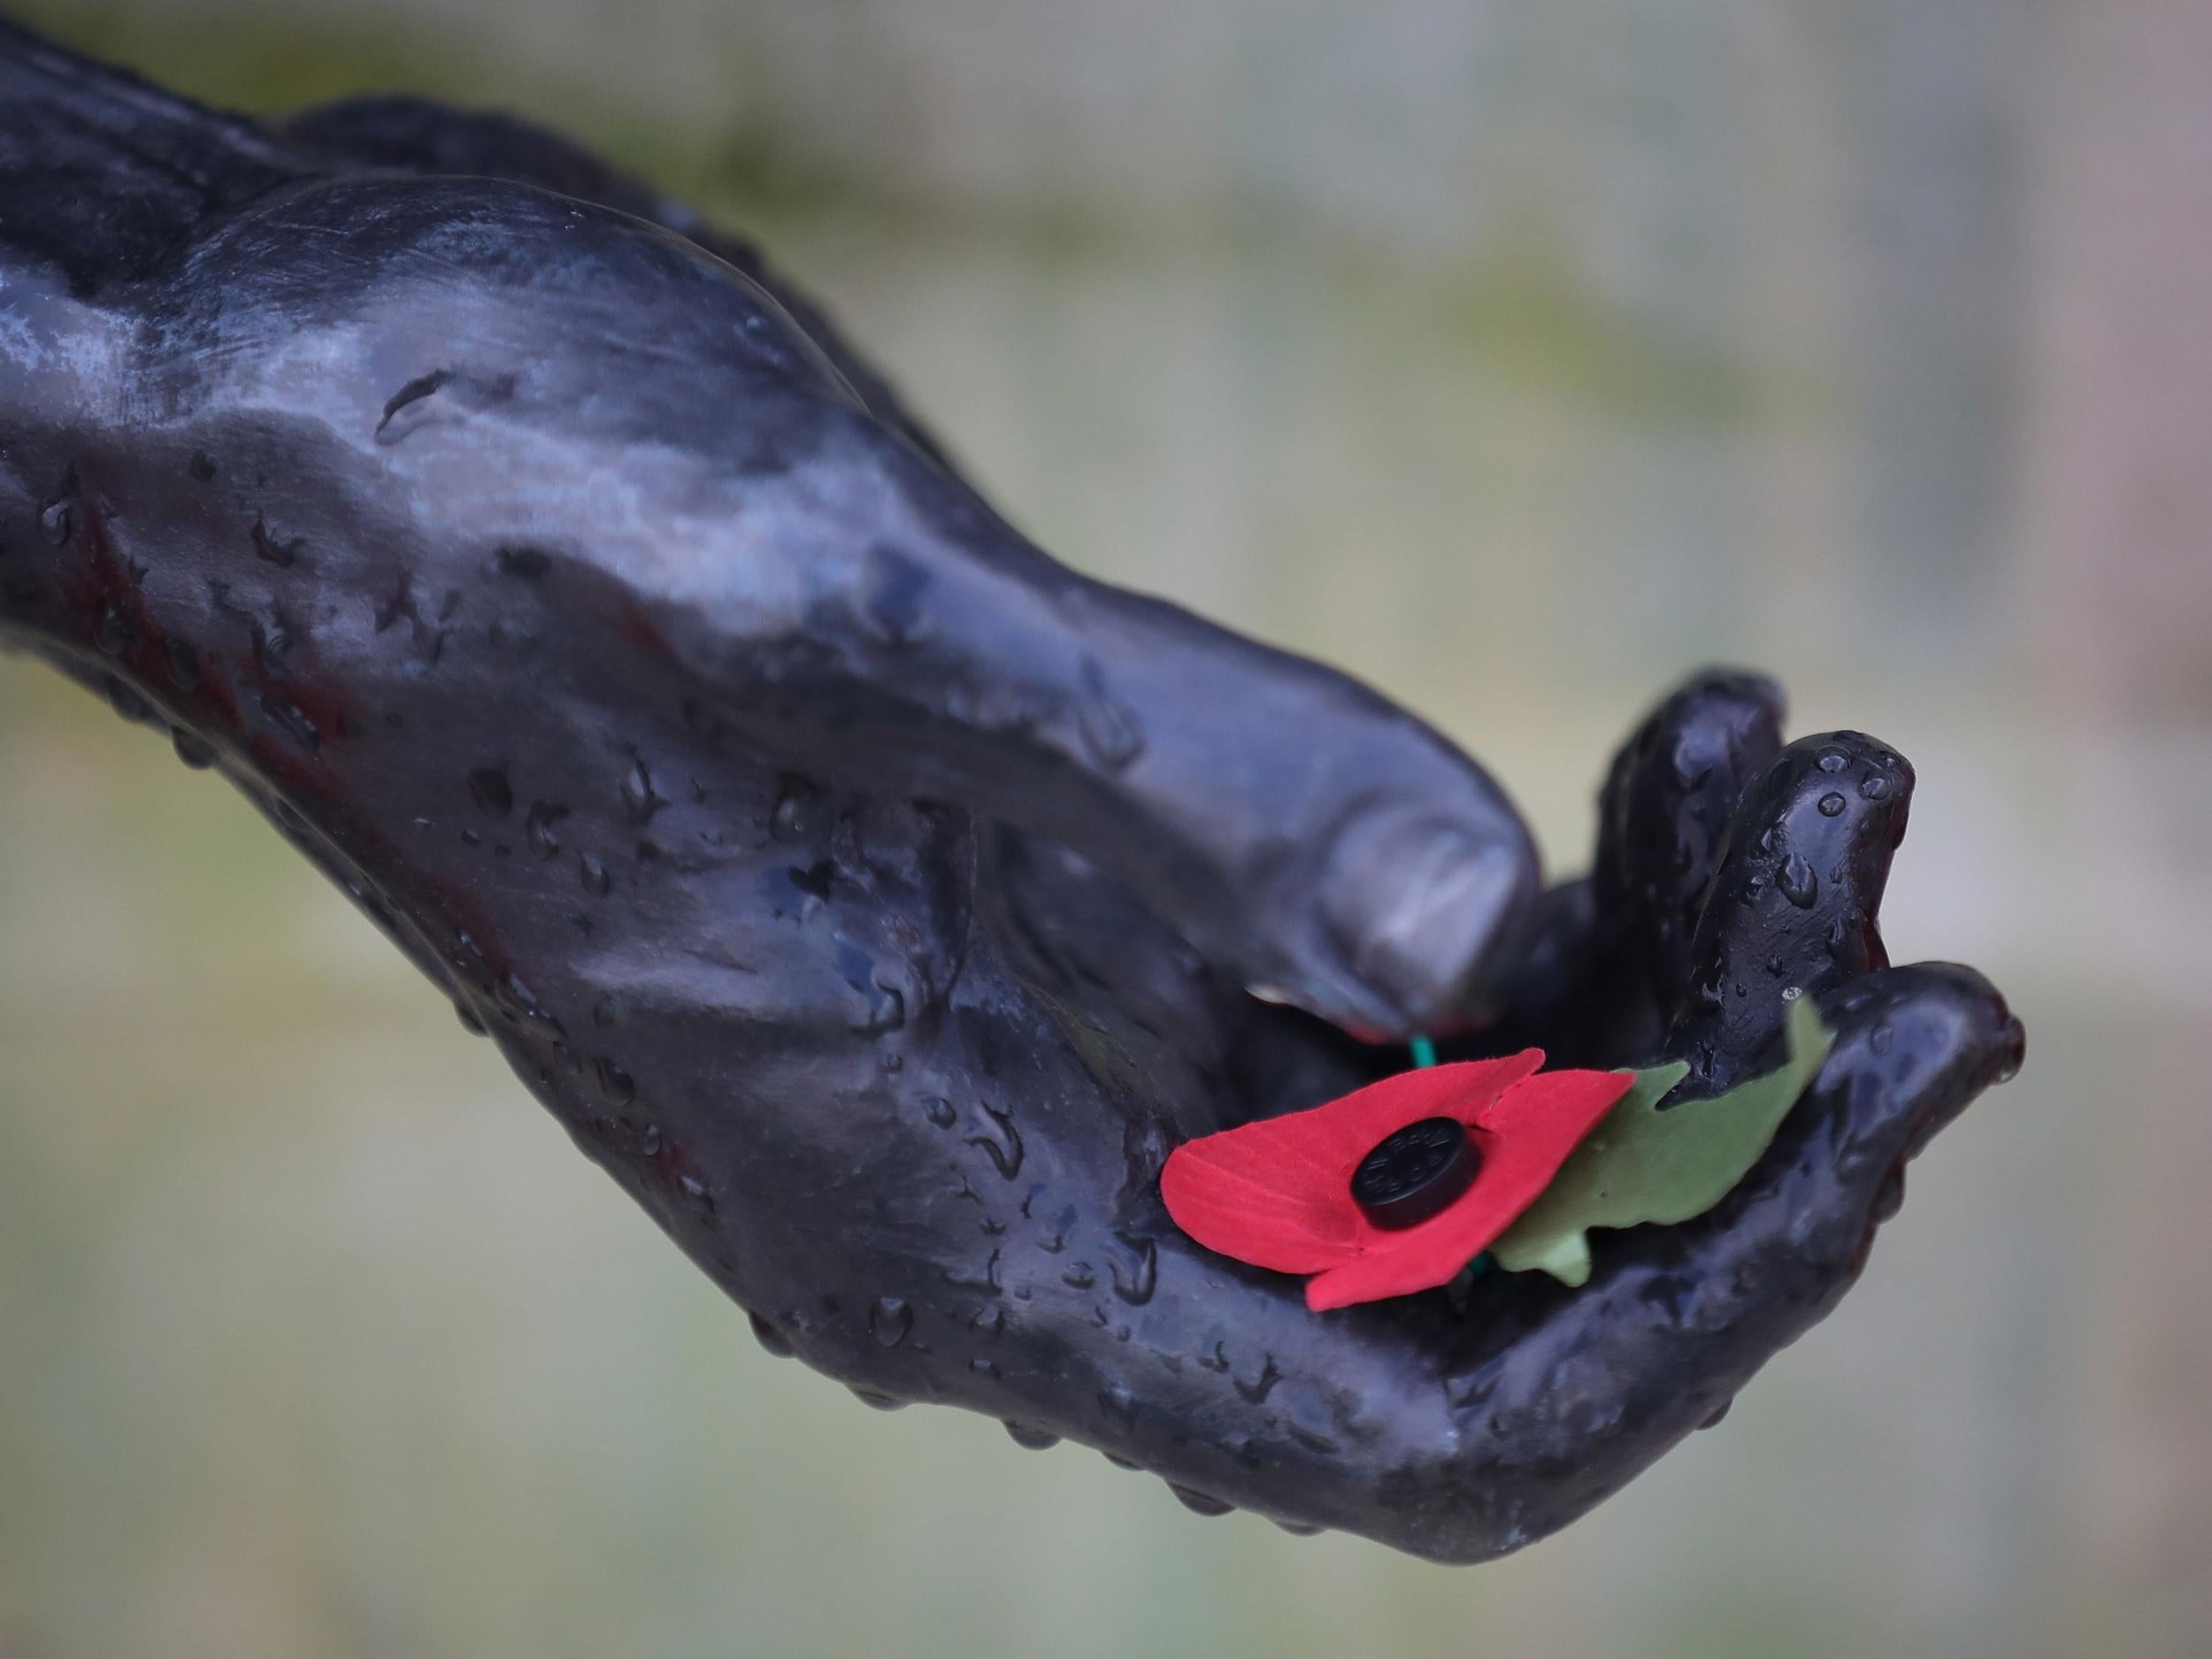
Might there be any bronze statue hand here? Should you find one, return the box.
[0,26,2021,1561]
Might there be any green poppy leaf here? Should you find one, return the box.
[1490,997,1836,1286]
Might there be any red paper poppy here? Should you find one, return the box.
[1160,1052,1635,1310]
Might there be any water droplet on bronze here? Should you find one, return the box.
[468,764,513,818]
[1169,1485,1232,1517]
[620,757,664,822]
[1778,853,1818,909]
[377,368,451,442]
[525,800,570,857]
[772,776,827,844]
[1076,657,1144,771]
[104,676,149,722]
[251,516,301,567]
[1098,1384,1138,1431]
[165,638,200,689]
[1109,1234,1157,1305]
[592,1056,636,1106]
[95,603,133,657]
[859,542,931,645]
[964,1104,1024,1179]
[1993,1017,2026,1084]
[869,1295,913,1348]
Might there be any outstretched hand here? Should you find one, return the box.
[0,26,2020,1561]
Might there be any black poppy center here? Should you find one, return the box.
[1350,1117,1481,1230]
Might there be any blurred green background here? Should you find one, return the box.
[4,2,2208,1655]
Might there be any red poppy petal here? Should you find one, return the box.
[1476,1066,1639,1142]
[1160,1141,1358,1272]
[1306,1222,1492,1310]
[1159,1051,1547,1274]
